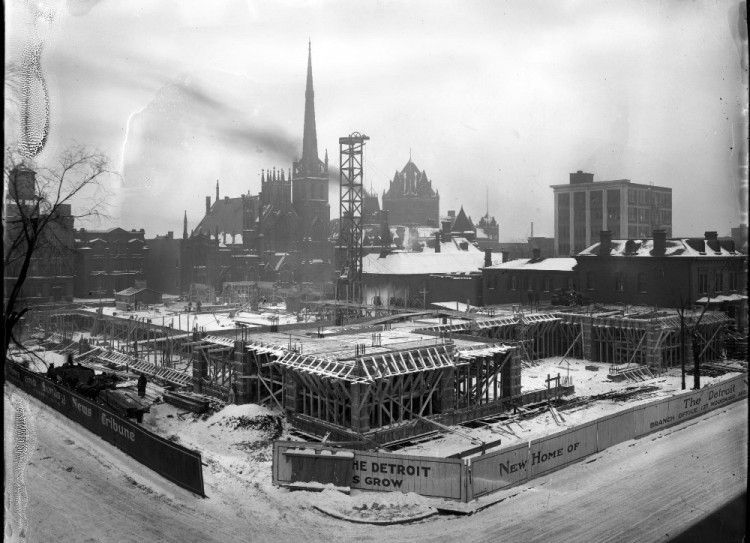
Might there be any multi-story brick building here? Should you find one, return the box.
[576,230,747,331]
[73,227,149,298]
[552,170,672,256]
[4,167,76,304]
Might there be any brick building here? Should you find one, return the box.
[4,167,75,304]
[576,230,747,331]
[481,250,577,306]
[73,228,149,298]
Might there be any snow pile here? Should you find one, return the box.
[7,349,65,374]
[309,489,437,523]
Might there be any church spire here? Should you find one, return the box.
[301,40,319,170]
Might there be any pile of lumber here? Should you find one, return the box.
[162,391,210,413]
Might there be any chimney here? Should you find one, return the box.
[206,196,211,215]
[167,231,173,239]
[705,231,720,253]
[532,248,541,261]
[652,229,666,256]
[441,219,452,234]
[501,250,509,263]
[484,248,492,267]
[599,230,612,256]
[435,232,441,253]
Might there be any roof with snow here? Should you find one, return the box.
[578,238,744,257]
[363,251,484,275]
[483,257,577,272]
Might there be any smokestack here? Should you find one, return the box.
[216,180,219,203]
[599,230,612,256]
[206,196,211,215]
[531,221,534,237]
[652,229,666,256]
[435,232,441,253]
[484,248,492,267]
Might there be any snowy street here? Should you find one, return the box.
[5,382,746,542]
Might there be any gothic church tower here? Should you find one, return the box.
[292,41,330,244]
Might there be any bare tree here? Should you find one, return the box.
[3,144,112,358]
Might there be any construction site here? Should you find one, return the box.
[18,295,746,449]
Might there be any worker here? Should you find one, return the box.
[47,363,55,379]
[228,384,236,405]
[137,373,147,398]
[65,354,74,367]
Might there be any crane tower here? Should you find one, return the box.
[338,132,369,304]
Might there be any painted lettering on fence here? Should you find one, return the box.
[100,413,136,442]
[498,458,527,476]
[351,460,432,488]
[532,442,580,466]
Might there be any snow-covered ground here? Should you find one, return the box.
[396,356,743,457]
[4,380,746,542]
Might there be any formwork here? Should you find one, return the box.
[233,336,525,443]
[557,308,732,373]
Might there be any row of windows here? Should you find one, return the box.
[627,189,671,207]
[585,271,648,293]
[487,274,575,293]
[698,270,741,295]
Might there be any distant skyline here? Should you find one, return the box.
[5,0,748,240]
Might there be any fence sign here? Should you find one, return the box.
[273,441,465,500]
[469,441,529,499]
[529,421,598,478]
[6,362,205,496]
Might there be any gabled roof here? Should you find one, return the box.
[193,196,244,238]
[450,206,474,233]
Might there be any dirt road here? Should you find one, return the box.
[4,384,746,542]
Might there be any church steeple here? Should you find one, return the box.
[301,40,319,171]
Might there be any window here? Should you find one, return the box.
[729,272,738,291]
[637,273,647,293]
[615,273,625,292]
[510,275,518,291]
[628,189,637,205]
[543,276,551,292]
[586,271,595,290]
[698,269,709,295]
[714,272,723,294]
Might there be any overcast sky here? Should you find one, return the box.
[5,0,748,240]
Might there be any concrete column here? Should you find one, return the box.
[349,382,370,433]
[192,352,204,393]
[283,370,297,414]
[437,367,455,413]
[501,350,522,398]
[645,325,661,373]
[581,319,594,361]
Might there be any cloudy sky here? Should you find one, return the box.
[5,0,748,240]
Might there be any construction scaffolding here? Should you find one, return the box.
[338,132,369,305]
